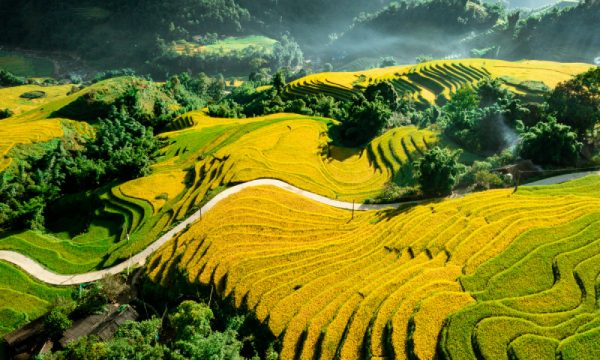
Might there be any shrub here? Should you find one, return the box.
[379,56,397,67]
[0,69,26,86]
[366,183,419,204]
[44,307,73,339]
[337,97,392,146]
[20,90,47,99]
[0,108,14,119]
[364,81,399,109]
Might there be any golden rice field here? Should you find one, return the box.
[82,112,436,267]
[119,171,188,214]
[0,117,65,171]
[147,176,600,360]
[0,77,145,172]
[287,59,593,105]
[137,113,437,224]
[0,84,72,115]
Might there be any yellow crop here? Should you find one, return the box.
[119,171,188,213]
[147,176,600,359]
[0,84,72,115]
[409,290,475,359]
[155,112,437,210]
[0,117,64,171]
[287,59,593,105]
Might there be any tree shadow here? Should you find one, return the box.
[373,197,445,223]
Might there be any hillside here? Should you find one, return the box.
[0,58,598,359]
[288,59,593,105]
[147,176,600,359]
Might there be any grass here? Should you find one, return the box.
[0,51,54,77]
[286,59,593,106]
[146,176,600,359]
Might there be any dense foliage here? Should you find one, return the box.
[0,69,26,87]
[336,96,393,146]
[518,116,582,166]
[331,0,503,63]
[0,108,14,119]
[1,0,595,77]
[44,300,277,360]
[0,108,159,231]
[414,146,462,196]
[548,66,600,138]
[472,0,600,63]
[439,80,524,155]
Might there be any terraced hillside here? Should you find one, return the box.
[0,111,437,336]
[147,176,600,360]
[1,109,435,270]
[287,59,593,106]
[0,262,71,335]
[0,77,173,172]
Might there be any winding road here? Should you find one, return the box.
[0,173,598,286]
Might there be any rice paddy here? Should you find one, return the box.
[287,59,593,106]
[147,176,600,359]
[0,261,72,336]
[1,60,598,355]
[172,35,277,56]
[0,84,72,115]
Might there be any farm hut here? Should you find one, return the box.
[59,304,139,348]
[3,318,48,359]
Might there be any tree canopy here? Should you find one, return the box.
[518,116,582,166]
[414,146,462,196]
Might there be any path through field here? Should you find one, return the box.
[0,173,596,285]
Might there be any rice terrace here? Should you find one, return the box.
[0,0,599,359]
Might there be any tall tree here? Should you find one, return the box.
[547,67,600,138]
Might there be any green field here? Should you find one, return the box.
[0,51,55,77]
[173,35,277,56]
[0,261,72,336]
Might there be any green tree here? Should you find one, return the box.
[518,116,582,166]
[379,56,397,67]
[103,319,166,359]
[44,308,72,339]
[169,301,243,360]
[0,69,26,86]
[272,71,286,93]
[338,97,392,146]
[170,301,214,340]
[271,35,304,70]
[364,81,399,109]
[547,67,600,138]
[50,336,107,360]
[414,147,462,196]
